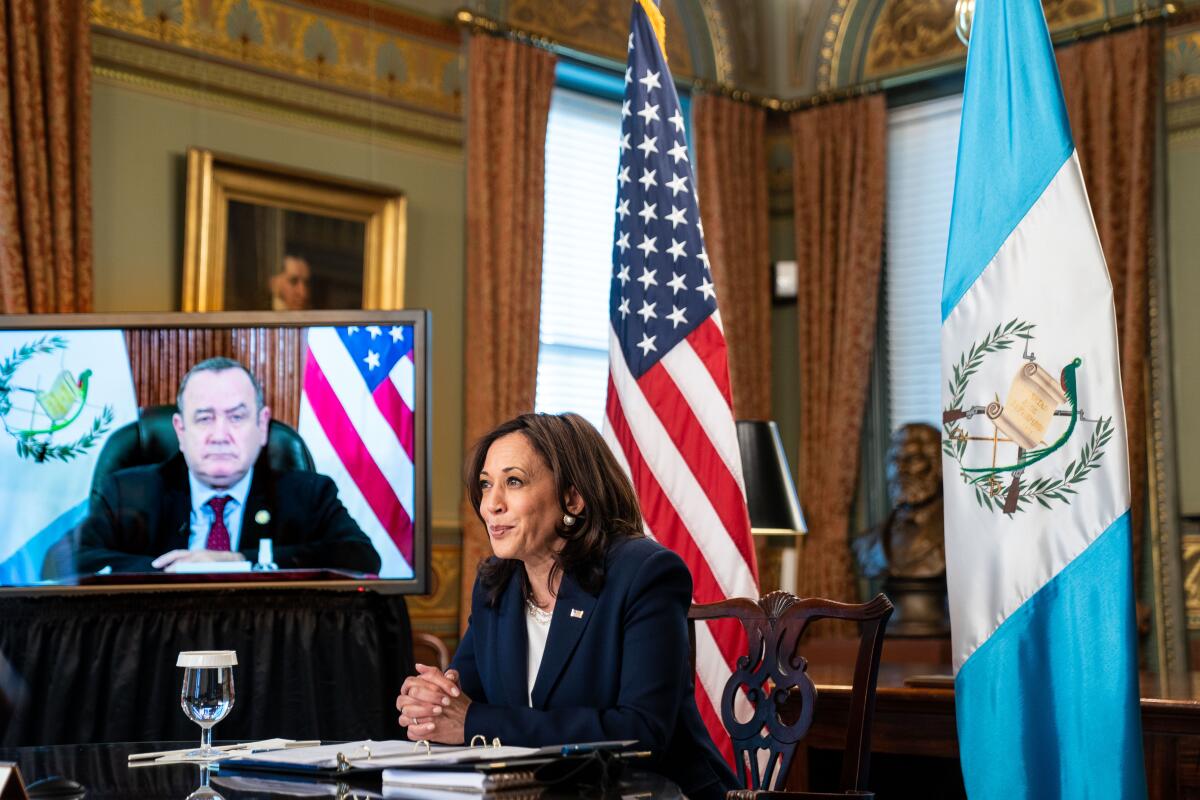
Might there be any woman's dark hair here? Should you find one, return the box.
[466,412,645,605]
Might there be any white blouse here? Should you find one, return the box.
[524,598,552,705]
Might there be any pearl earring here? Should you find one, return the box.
[562,513,577,528]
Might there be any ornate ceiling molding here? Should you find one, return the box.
[1167,27,1200,103]
[699,0,734,83]
[502,0,696,76]
[819,0,1110,90]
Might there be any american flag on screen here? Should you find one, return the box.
[601,0,759,763]
[298,325,415,578]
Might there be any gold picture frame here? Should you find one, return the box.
[182,148,406,311]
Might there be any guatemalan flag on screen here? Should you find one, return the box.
[0,330,138,583]
[941,1,1145,797]
[299,325,415,578]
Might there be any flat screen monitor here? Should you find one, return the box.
[0,311,430,594]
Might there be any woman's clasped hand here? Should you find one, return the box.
[396,663,470,743]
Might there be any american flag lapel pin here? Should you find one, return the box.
[570,608,584,619]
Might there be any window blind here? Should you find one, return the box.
[534,87,623,427]
[885,93,963,430]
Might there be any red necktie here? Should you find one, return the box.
[205,495,232,551]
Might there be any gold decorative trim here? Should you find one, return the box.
[1168,123,1200,143]
[863,0,963,79]
[1167,95,1200,130]
[821,0,1122,90]
[290,0,462,44]
[1166,29,1200,102]
[493,0,695,77]
[860,0,1103,81]
[699,0,733,84]
[91,0,462,117]
[823,0,852,91]
[93,32,463,148]
[1147,144,1191,696]
[1184,535,1200,629]
[408,544,461,638]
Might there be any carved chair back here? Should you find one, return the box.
[688,591,893,795]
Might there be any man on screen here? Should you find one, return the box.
[67,357,380,575]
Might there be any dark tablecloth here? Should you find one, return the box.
[0,589,414,746]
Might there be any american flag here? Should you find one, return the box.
[601,0,759,763]
[298,325,415,578]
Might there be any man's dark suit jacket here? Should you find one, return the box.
[68,452,381,575]
[451,536,738,800]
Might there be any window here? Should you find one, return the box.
[534,84,622,427]
[884,93,963,429]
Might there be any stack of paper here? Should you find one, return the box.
[381,766,542,792]
[383,786,545,799]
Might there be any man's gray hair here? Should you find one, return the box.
[176,357,265,411]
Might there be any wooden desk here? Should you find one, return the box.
[794,642,1200,798]
[0,741,685,798]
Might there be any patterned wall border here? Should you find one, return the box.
[92,0,463,124]
[92,30,463,148]
[1168,97,1200,136]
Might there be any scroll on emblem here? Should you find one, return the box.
[986,363,1067,450]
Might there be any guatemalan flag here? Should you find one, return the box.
[299,325,415,579]
[941,1,1146,797]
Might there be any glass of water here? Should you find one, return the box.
[177,651,237,760]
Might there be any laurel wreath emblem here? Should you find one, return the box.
[942,318,1112,514]
[0,335,115,463]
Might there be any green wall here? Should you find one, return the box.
[1168,133,1200,517]
[90,78,466,530]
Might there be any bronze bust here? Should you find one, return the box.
[853,423,948,636]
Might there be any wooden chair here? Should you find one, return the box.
[412,631,451,671]
[688,591,893,799]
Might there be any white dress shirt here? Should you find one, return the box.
[524,600,552,706]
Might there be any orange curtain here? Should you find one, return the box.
[790,95,887,610]
[693,94,771,421]
[0,0,92,313]
[459,35,556,631]
[1057,24,1160,599]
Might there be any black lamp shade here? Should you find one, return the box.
[736,419,807,535]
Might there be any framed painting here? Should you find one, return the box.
[182,148,406,311]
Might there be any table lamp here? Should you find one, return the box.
[736,420,806,592]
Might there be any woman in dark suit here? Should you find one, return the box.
[396,412,737,799]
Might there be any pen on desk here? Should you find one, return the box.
[559,741,630,756]
[128,739,320,762]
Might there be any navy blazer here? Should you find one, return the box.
[59,452,381,575]
[451,536,737,800]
